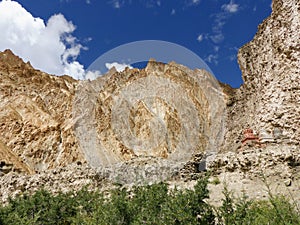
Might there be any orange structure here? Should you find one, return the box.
[241,128,260,146]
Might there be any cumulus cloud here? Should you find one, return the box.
[0,0,97,80]
[222,0,239,13]
[85,70,101,80]
[105,62,133,72]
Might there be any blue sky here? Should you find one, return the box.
[0,0,272,87]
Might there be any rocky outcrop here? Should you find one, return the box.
[0,163,106,203]
[0,0,299,207]
[0,49,225,178]
[0,49,85,174]
[210,144,300,179]
[74,60,226,170]
[224,0,300,151]
[208,0,300,207]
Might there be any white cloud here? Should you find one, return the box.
[209,13,227,44]
[205,54,219,65]
[189,0,201,6]
[110,0,125,8]
[206,1,239,45]
[110,0,200,9]
[114,1,121,8]
[85,70,101,80]
[0,0,97,80]
[197,34,204,42]
[171,8,176,15]
[60,0,91,4]
[229,55,236,61]
[228,46,238,61]
[221,0,239,13]
[210,33,224,44]
[105,62,132,72]
[145,0,162,8]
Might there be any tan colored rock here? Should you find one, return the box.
[0,0,299,207]
[0,48,225,179]
[0,139,32,174]
[74,60,226,170]
[0,49,85,174]
[224,0,300,151]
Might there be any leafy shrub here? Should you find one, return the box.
[215,186,300,225]
[0,174,299,225]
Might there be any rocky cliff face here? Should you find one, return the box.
[0,0,299,206]
[0,49,225,177]
[224,0,300,151]
[74,60,225,170]
[0,49,84,175]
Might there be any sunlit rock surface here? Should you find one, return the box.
[0,49,85,174]
[0,0,299,206]
[223,0,300,151]
[74,60,225,169]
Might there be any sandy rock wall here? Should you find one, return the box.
[0,50,84,174]
[224,0,300,151]
[0,49,225,177]
[74,60,226,170]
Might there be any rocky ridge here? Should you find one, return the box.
[0,0,299,207]
[73,60,225,169]
[0,49,84,175]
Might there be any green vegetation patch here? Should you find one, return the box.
[0,175,299,225]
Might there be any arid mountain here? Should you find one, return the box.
[73,60,226,169]
[0,0,299,206]
[0,49,85,175]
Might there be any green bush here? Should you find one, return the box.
[0,174,299,225]
[215,186,300,225]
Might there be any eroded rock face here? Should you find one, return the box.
[74,60,226,170]
[0,0,299,206]
[0,49,85,174]
[0,49,225,178]
[224,0,300,151]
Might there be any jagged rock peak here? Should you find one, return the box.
[0,49,32,68]
[0,49,84,175]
